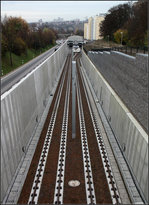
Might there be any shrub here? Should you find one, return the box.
[114,29,128,45]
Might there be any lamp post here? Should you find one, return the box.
[120,32,123,45]
[107,35,109,47]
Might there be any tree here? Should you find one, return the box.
[27,28,56,51]
[43,28,56,46]
[52,29,58,40]
[100,1,147,47]
[125,1,147,46]
[27,31,41,50]
[44,29,56,45]
[144,31,148,47]
[75,29,84,36]
[1,33,8,57]
[12,37,27,55]
[1,15,57,68]
[114,29,128,45]
[2,16,29,66]
[100,3,131,40]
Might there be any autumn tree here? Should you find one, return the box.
[2,16,29,66]
[125,1,147,46]
[52,29,58,40]
[100,1,148,47]
[100,3,131,40]
[12,37,27,55]
[1,33,8,56]
[42,28,56,47]
[27,31,41,50]
[1,16,57,67]
[46,29,56,45]
[114,29,128,45]
[27,28,56,51]
[75,29,84,36]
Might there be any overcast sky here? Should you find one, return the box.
[1,1,132,22]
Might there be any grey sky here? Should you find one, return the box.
[1,1,132,22]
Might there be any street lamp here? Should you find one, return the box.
[120,32,123,45]
[107,35,109,47]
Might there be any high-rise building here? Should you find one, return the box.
[84,15,105,40]
[88,17,93,40]
[84,23,88,39]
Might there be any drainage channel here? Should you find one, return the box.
[28,56,70,204]
[78,60,121,204]
[76,69,96,204]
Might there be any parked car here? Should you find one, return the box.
[67,40,73,47]
[55,46,59,51]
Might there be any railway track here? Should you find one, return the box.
[53,57,71,204]
[77,59,121,204]
[28,54,70,204]
[18,51,122,204]
[76,70,96,204]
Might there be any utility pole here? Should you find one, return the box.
[107,35,109,47]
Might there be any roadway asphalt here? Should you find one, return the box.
[1,46,57,95]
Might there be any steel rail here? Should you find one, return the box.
[76,68,96,204]
[53,56,71,204]
[77,59,121,204]
[28,55,70,204]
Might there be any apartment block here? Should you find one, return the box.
[84,23,88,39]
[84,15,104,40]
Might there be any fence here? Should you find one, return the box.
[111,46,148,56]
[83,46,148,56]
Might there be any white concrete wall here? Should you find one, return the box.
[88,51,148,131]
[81,50,148,202]
[1,42,68,201]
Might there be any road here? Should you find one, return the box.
[1,46,57,95]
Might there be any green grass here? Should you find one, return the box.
[1,44,55,76]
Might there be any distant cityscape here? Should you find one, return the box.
[28,14,106,37]
[29,17,87,35]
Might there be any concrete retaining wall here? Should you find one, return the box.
[1,43,68,201]
[88,51,148,132]
[82,50,148,202]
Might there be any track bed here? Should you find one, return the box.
[18,52,122,204]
